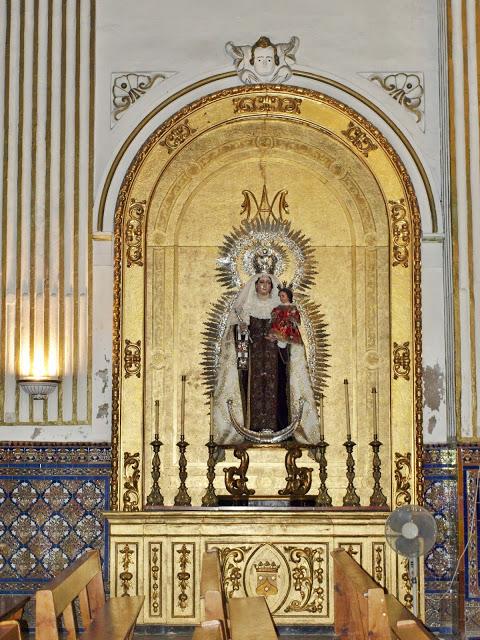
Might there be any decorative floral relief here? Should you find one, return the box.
[361,72,425,130]
[111,72,174,125]
[123,452,140,512]
[394,452,412,506]
[341,121,378,157]
[393,341,411,381]
[389,199,410,268]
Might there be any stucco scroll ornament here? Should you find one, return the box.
[225,35,299,84]
[123,452,140,512]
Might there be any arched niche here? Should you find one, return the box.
[111,85,421,512]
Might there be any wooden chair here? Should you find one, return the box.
[0,621,21,640]
[35,549,144,640]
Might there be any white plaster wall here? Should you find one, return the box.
[91,0,449,444]
[95,0,442,200]
[2,0,454,442]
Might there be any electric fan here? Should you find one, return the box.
[385,504,437,615]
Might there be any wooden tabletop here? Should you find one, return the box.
[0,595,30,621]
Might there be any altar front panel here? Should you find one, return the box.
[106,510,417,626]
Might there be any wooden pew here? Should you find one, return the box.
[199,549,277,640]
[0,621,21,640]
[331,548,435,640]
[35,549,144,640]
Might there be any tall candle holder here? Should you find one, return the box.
[314,438,332,507]
[174,435,192,506]
[369,438,387,507]
[146,434,164,507]
[342,436,361,507]
[202,435,218,507]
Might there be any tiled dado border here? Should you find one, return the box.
[423,446,458,634]
[0,443,111,600]
[458,445,480,637]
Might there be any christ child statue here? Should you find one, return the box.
[268,287,303,346]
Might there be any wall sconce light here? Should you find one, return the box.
[17,377,61,400]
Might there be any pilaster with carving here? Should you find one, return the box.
[372,542,386,587]
[149,542,162,618]
[115,541,139,597]
[171,542,195,618]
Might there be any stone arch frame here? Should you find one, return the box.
[110,84,422,512]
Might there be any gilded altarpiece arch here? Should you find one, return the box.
[107,85,422,626]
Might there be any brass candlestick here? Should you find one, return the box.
[369,438,388,507]
[146,434,164,507]
[202,435,218,507]
[315,439,332,507]
[342,436,361,506]
[174,436,192,506]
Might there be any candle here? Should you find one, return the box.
[319,393,324,438]
[372,386,378,440]
[155,399,159,437]
[180,375,186,438]
[209,392,214,439]
[344,379,351,438]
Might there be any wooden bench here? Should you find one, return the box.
[35,549,144,640]
[193,619,226,640]
[331,548,435,640]
[198,549,277,640]
[0,621,20,640]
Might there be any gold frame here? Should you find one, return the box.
[111,84,422,511]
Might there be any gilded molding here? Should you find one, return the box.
[283,546,325,613]
[341,121,378,157]
[159,119,196,154]
[176,544,191,610]
[389,199,410,268]
[98,74,437,232]
[119,543,135,596]
[125,198,145,267]
[123,451,140,512]
[150,544,161,616]
[232,95,302,114]
[393,341,411,381]
[124,339,142,379]
[110,84,424,507]
[394,452,412,506]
